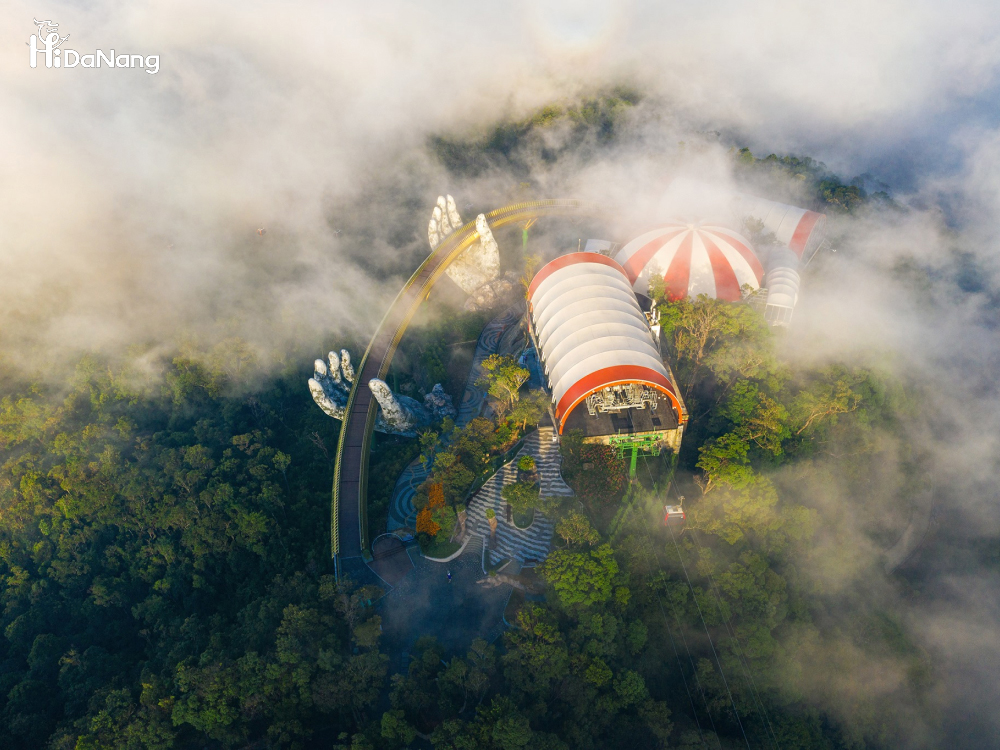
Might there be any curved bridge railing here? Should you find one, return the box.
[331,199,585,559]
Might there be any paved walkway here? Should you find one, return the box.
[379,536,511,655]
[386,460,431,531]
[466,426,574,565]
[369,534,414,586]
[457,305,523,424]
[387,305,524,531]
[375,308,565,656]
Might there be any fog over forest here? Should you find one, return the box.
[2,1,1000,748]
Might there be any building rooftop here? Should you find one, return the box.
[561,398,679,439]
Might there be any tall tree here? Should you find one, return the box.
[478,355,529,417]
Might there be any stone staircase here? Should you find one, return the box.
[534,426,575,500]
[466,426,574,565]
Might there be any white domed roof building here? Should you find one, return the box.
[614,224,763,302]
[527,253,686,447]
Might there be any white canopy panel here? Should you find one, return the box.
[527,253,684,432]
[545,320,657,373]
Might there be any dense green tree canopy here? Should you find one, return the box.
[0,352,385,748]
[0,102,933,749]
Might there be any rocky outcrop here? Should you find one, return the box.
[477,573,545,594]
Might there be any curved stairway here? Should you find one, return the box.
[466,426,574,565]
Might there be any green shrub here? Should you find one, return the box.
[431,505,457,539]
[563,444,626,504]
[502,480,540,514]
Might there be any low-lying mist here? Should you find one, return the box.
[3,0,1000,746]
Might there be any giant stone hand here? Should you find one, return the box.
[428,194,464,250]
[427,194,500,295]
[308,350,354,420]
[369,380,457,436]
[309,349,457,437]
[368,379,420,434]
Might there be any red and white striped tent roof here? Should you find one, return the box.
[732,194,826,258]
[615,224,763,302]
[527,253,684,434]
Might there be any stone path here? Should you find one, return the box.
[466,426,574,565]
[387,305,523,531]
[386,460,430,531]
[457,306,522,424]
[379,535,511,654]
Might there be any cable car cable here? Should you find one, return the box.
[620,497,715,748]
[661,470,779,749]
[629,488,732,750]
[660,473,781,750]
[633,459,750,749]
[687,526,781,749]
[656,465,779,749]
[663,516,752,750]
